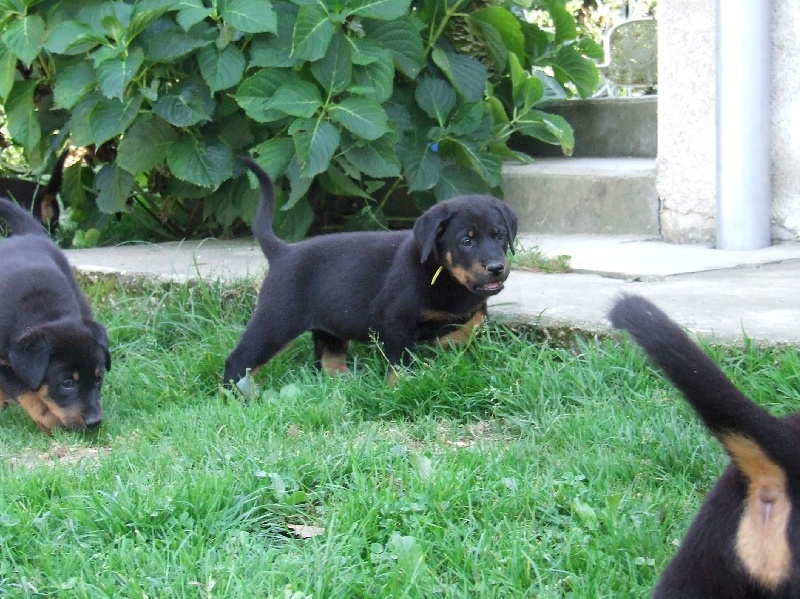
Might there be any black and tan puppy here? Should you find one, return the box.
[610,294,800,598]
[223,158,517,388]
[0,150,68,233]
[0,197,110,433]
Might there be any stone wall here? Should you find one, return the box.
[657,0,800,244]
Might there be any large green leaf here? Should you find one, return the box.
[153,79,215,126]
[167,135,234,188]
[267,80,322,118]
[45,21,104,55]
[431,49,487,102]
[414,76,456,125]
[434,165,490,201]
[551,44,599,98]
[97,46,144,100]
[0,42,16,102]
[348,0,411,20]
[439,137,502,187]
[142,20,213,62]
[129,0,176,39]
[289,118,341,178]
[1,14,44,66]
[343,137,401,178]
[222,0,277,34]
[542,0,577,44]
[117,115,178,174]
[95,162,135,213]
[176,0,212,30]
[248,2,301,68]
[400,131,442,192]
[198,44,246,92]
[310,30,352,94]
[68,93,143,147]
[515,109,574,156]
[54,62,97,109]
[363,17,424,79]
[5,81,40,154]
[329,97,389,141]
[235,68,297,122]
[250,137,295,180]
[350,42,394,102]
[469,7,525,69]
[291,4,334,62]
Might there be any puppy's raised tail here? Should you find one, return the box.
[609,294,800,474]
[241,157,288,258]
[44,150,69,197]
[0,196,48,237]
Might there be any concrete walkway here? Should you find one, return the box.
[64,234,800,345]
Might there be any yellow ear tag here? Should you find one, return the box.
[430,266,443,286]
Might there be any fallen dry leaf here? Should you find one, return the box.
[287,524,325,539]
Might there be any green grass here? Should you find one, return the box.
[1,278,799,597]
[510,243,571,273]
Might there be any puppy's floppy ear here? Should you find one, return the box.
[414,203,451,263]
[492,200,518,255]
[8,328,52,390]
[85,319,112,371]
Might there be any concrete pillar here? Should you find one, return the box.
[656,0,717,243]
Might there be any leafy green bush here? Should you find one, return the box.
[0,0,599,241]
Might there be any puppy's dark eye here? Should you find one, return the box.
[60,379,76,390]
[494,231,505,241]
[460,237,473,247]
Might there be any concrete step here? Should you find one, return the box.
[501,157,658,235]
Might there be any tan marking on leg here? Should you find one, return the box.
[320,348,349,375]
[726,434,792,590]
[0,386,7,409]
[387,369,399,387]
[40,194,57,225]
[435,309,486,346]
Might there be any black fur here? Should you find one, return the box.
[0,197,110,432]
[0,150,68,233]
[223,158,518,386]
[610,294,800,598]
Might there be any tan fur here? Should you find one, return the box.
[434,309,485,346]
[320,346,349,375]
[16,386,85,433]
[444,252,481,289]
[726,435,793,589]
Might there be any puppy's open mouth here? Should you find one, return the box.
[473,281,505,295]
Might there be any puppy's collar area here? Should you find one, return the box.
[430,266,444,286]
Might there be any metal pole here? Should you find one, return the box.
[715,0,771,250]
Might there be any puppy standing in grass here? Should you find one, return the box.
[224,158,517,388]
[0,197,110,432]
[610,294,800,598]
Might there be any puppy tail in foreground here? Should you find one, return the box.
[608,294,800,472]
[240,156,287,258]
[0,196,49,237]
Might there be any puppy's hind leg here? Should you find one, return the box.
[223,304,306,388]
[312,330,350,375]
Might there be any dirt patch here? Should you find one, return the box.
[7,443,109,469]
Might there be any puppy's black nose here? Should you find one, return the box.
[84,415,102,429]
[486,262,505,276]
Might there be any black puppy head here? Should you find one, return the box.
[414,195,518,297]
[8,319,110,432]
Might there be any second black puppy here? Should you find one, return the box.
[610,294,800,598]
[0,150,68,232]
[224,159,517,387]
[0,197,110,432]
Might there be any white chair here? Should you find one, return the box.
[595,18,658,96]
